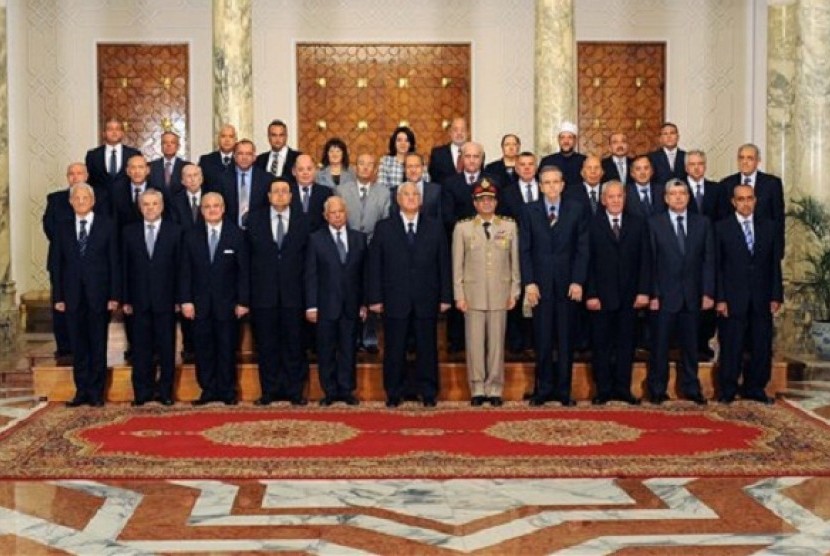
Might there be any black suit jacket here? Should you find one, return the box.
[717,171,785,260]
[390,181,442,221]
[367,214,452,319]
[306,227,367,320]
[255,148,301,183]
[483,159,518,190]
[85,144,142,192]
[648,211,715,312]
[441,172,498,234]
[716,216,783,315]
[149,157,190,198]
[563,183,603,218]
[290,183,334,232]
[49,213,120,310]
[687,178,720,220]
[43,189,74,273]
[179,222,250,320]
[246,208,310,310]
[121,219,181,313]
[170,189,205,231]
[428,143,458,185]
[538,151,586,189]
[198,150,234,191]
[218,166,272,228]
[625,182,667,218]
[498,181,538,222]
[649,148,687,186]
[585,211,651,310]
[601,156,634,186]
[112,179,166,231]
[519,197,589,300]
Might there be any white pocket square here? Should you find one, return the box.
[223,249,234,254]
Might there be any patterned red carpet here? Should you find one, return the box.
[2,401,829,480]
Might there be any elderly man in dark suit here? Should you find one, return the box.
[84,118,141,215]
[717,143,785,261]
[715,184,782,405]
[601,132,634,186]
[43,162,89,363]
[50,183,120,407]
[428,116,468,185]
[521,165,589,407]
[149,131,189,198]
[247,179,311,406]
[255,119,301,184]
[585,181,651,405]
[219,139,271,230]
[368,182,452,407]
[647,178,715,405]
[390,153,441,221]
[121,189,180,406]
[198,124,237,191]
[306,196,368,406]
[290,154,334,232]
[649,122,687,187]
[180,192,250,406]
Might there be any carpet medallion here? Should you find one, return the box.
[1,402,828,479]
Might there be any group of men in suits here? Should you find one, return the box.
[45,116,784,407]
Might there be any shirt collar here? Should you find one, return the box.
[271,206,290,219]
[400,212,419,227]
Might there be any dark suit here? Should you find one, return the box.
[368,214,452,401]
[625,182,667,218]
[179,222,250,403]
[169,189,206,356]
[149,157,189,198]
[601,156,634,186]
[390,181,442,222]
[519,198,589,402]
[688,177,721,353]
[121,219,181,402]
[255,148,301,183]
[649,148,687,187]
[564,183,603,218]
[218,166,272,229]
[290,183,334,232]
[42,189,74,356]
[538,151,586,189]
[647,211,715,400]
[49,213,120,403]
[85,143,142,197]
[307,227,368,398]
[428,143,459,185]
[717,172,785,260]
[198,150,234,191]
[716,216,782,400]
[585,211,651,400]
[483,159,518,190]
[247,208,310,401]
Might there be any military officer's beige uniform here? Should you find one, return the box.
[452,200,521,401]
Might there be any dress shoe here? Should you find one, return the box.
[746,393,775,405]
[319,396,334,407]
[650,394,669,405]
[556,397,577,407]
[223,398,238,406]
[489,396,503,407]
[688,394,708,406]
[131,399,147,407]
[615,395,641,406]
[343,395,360,406]
[385,397,401,408]
[192,397,213,406]
[591,396,609,406]
[89,399,105,408]
[65,397,87,408]
[423,397,437,407]
[716,395,735,405]
[159,398,174,406]
[254,396,273,406]
[528,395,547,407]
[470,396,486,407]
[290,396,308,407]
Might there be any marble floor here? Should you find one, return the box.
[1,337,830,554]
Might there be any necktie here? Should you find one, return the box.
[360,186,367,205]
[164,160,172,187]
[109,148,117,176]
[455,150,463,172]
[525,183,533,203]
[617,159,625,179]
[190,195,199,223]
[302,187,310,212]
[336,230,347,263]
[695,183,704,210]
[668,151,675,171]
[743,175,751,186]
[483,221,491,240]
[641,189,651,209]
[239,172,248,227]
[133,188,141,207]
[548,205,557,225]
[743,220,754,254]
[275,213,285,247]
[78,219,88,256]
[407,222,416,246]
[146,223,156,258]
[209,228,219,262]
[612,217,621,240]
[468,173,475,185]
[269,152,280,176]
[223,155,231,167]
[676,215,686,255]
[589,189,598,213]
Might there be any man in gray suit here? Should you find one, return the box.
[336,152,389,353]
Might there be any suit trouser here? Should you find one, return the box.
[178,314,194,354]
[698,308,717,351]
[718,305,773,399]
[648,307,703,398]
[360,313,379,348]
[446,306,465,350]
[251,306,306,400]
[464,309,507,396]
[192,315,238,401]
[383,314,439,399]
[532,298,575,400]
[317,316,358,397]
[130,310,176,401]
[506,290,533,351]
[52,306,72,356]
[67,297,111,402]
[590,307,637,399]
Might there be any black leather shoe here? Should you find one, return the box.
[343,395,360,406]
[557,397,577,407]
[619,395,641,406]
[254,396,273,406]
[423,397,437,407]
[192,397,212,406]
[65,397,87,408]
[651,394,669,405]
[689,394,708,406]
[489,396,503,407]
[223,398,238,406]
[89,399,105,408]
[716,395,734,404]
[290,396,308,407]
[470,396,485,407]
[319,396,334,407]
[592,396,609,406]
[385,397,401,408]
[529,395,547,407]
[131,399,146,407]
[159,398,174,406]
[747,394,775,405]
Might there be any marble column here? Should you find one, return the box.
[213,0,253,140]
[534,0,576,155]
[0,4,18,353]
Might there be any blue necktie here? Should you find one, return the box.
[676,215,686,255]
[743,220,754,254]
[78,220,88,257]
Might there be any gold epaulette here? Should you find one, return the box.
[458,216,475,224]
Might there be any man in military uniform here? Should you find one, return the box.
[452,178,521,406]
